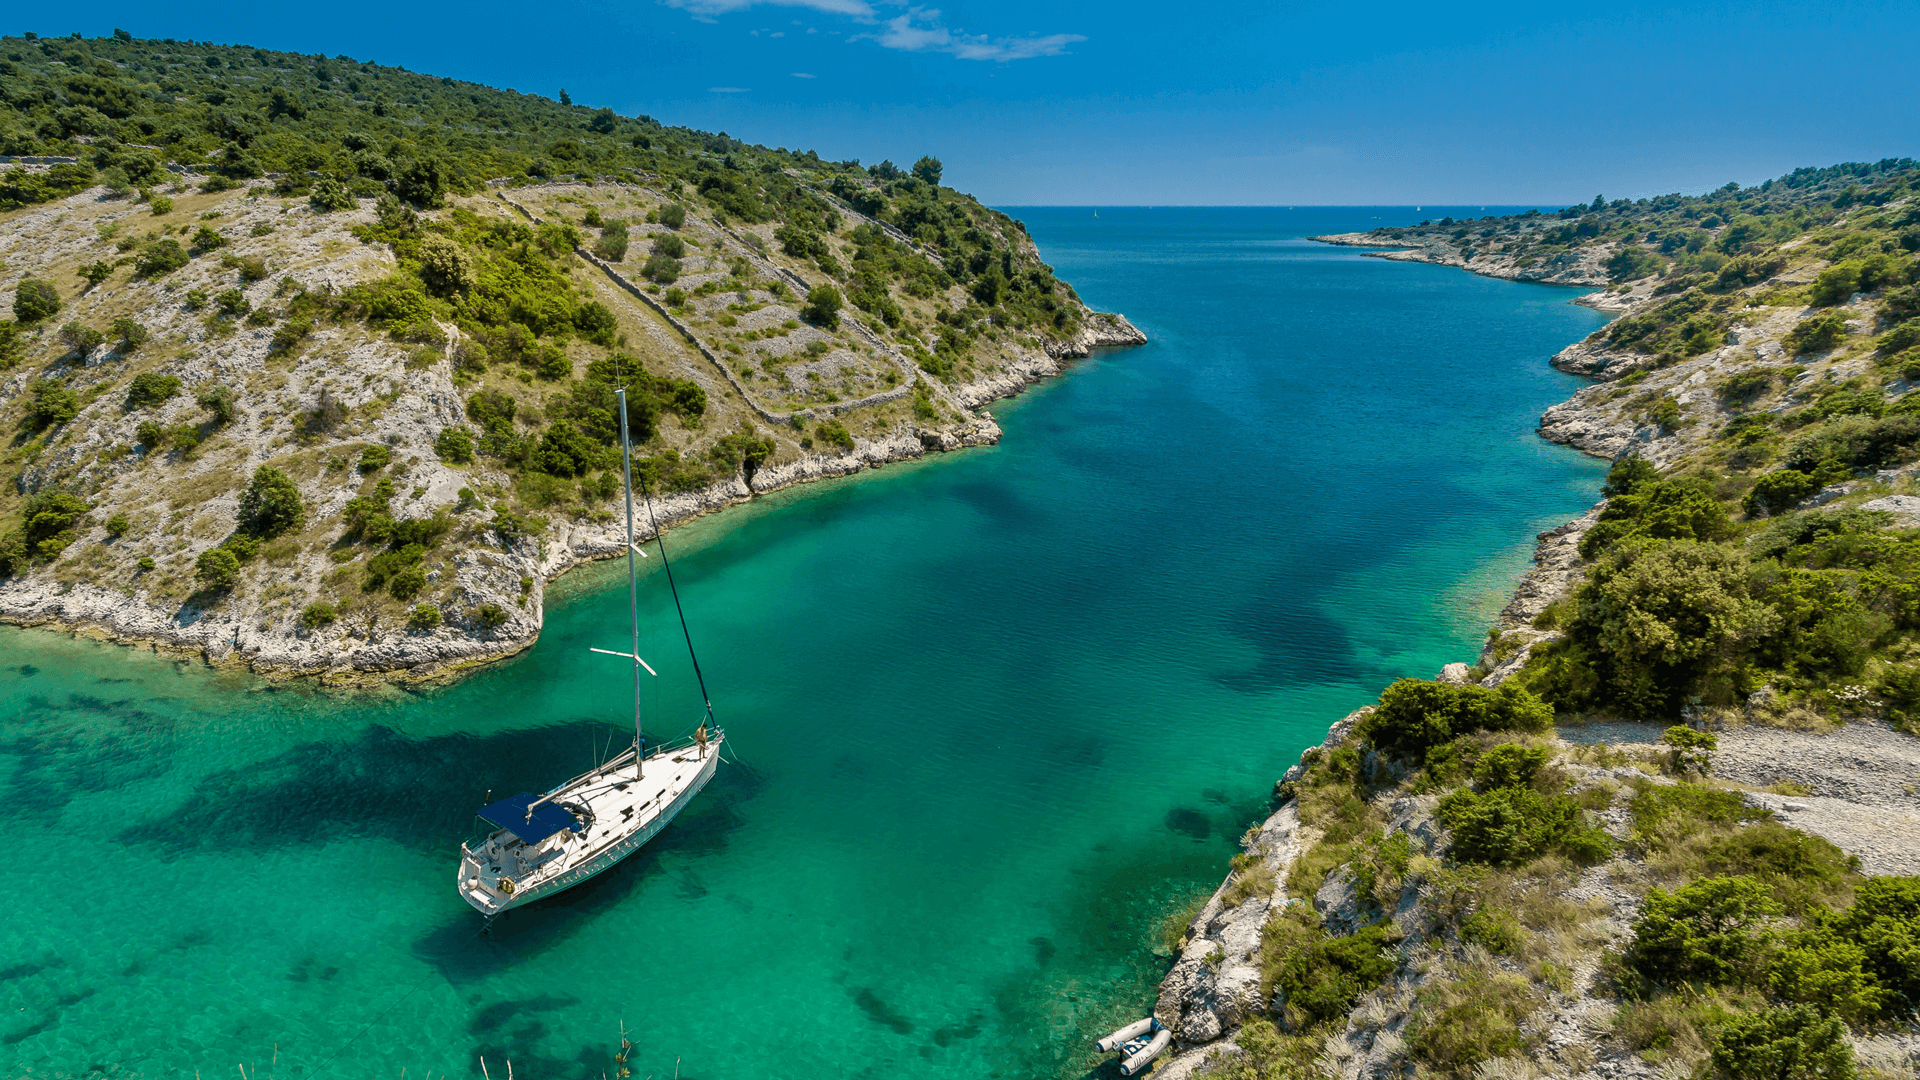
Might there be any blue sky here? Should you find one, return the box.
[25,0,1920,204]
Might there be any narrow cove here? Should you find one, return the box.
[0,206,1610,1078]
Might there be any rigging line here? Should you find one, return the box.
[636,472,714,723]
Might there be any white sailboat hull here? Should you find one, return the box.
[457,734,722,915]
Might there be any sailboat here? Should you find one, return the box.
[456,388,724,916]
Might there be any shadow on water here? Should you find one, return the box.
[0,694,186,828]
[1217,582,1366,692]
[116,722,763,859]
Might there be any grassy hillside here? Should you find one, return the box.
[0,31,1139,679]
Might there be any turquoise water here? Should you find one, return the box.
[0,208,1608,1079]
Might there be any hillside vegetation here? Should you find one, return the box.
[0,31,1140,681]
[1147,162,1920,1080]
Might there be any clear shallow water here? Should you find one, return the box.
[0,207,1608,1079]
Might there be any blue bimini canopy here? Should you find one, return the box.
[478,792,583,845]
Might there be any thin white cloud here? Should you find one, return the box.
[792,72,817,78]
[663,0,1083,61]
[866,7,1084,61]
[665,0,874,17]
[709,86,752,92]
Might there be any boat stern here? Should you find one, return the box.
[457,842,516,915]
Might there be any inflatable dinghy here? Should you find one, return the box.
[1095,1017,1171,1075]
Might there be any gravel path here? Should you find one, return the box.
[1716,719,1920,877]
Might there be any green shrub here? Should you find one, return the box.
[653,233,686,259]
[658,203,686,229]
[300,601,338,628]
[1580,478,1734,557]
[1471,742,1551,789]
[407,603,442,630]
[1702,824,1857,915]
[1626,876,1781,990]
[1833,876,1920,1010]
[1785,311,1848,354]
[1460,907,1525,954]
[574,300,617,346]
[815,418,854,450]
[1438,783,1611,866]
[148,194,172,215]
[1721,370,1774,405]
[194,546,241,590]
[1810,264,1863,307]
[1745,470,1823,516]
[1769,925,1888,1024]
[1560,540,1775,720]
[198,386,237,427]
[1359,679,1553,762]
[474,601,509,628]
[28,379,81,429]
[1706,1005,1854,1080]
[310,176,354,211]
[0,492,91,572]
[80,261,114,288]
[1631,782,1768,843]
[1607,246,1666,282]
[13,278,61,324]
[643,253,682,283]
[1662,725,1716,773]
[436,427,475,464]
[1270,920,1399,1030]
[405,237,470,299]
[237,466,305,538]
[357,444,392,473]
[134,238,188,277]
[124,371,181,409]
[60,321,106,356]
[111,317,150,352]
[104,513,130,540]
[190,225,226,251]
[801,284,843,328]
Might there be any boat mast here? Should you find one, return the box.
[617,388,643,780]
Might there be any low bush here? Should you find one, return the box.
[1624,876,1781,991]
[408,603,442,630]
[1662,725,1716,773]
[237,466,305,538]
[13,278,61,324]
[801,284,843,328]
[134,238,188,277]
[436,427,475,464]
[300,601,337,628]
[1266,909,1398,1030]
[1439,782,1612,867]
[124,371,181,409]
[1745,470,1823,516]
[1785,311,1848,355]
[1358,679,1553,763]
[1706,1005,1854,1080]
[194,547,241,590]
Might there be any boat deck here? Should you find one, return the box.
[458,738,718,914]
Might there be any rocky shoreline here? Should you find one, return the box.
[0,319,1142,686]
[1127,225,1920,1077]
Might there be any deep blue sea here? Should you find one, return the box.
[0,208,1608,1079]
